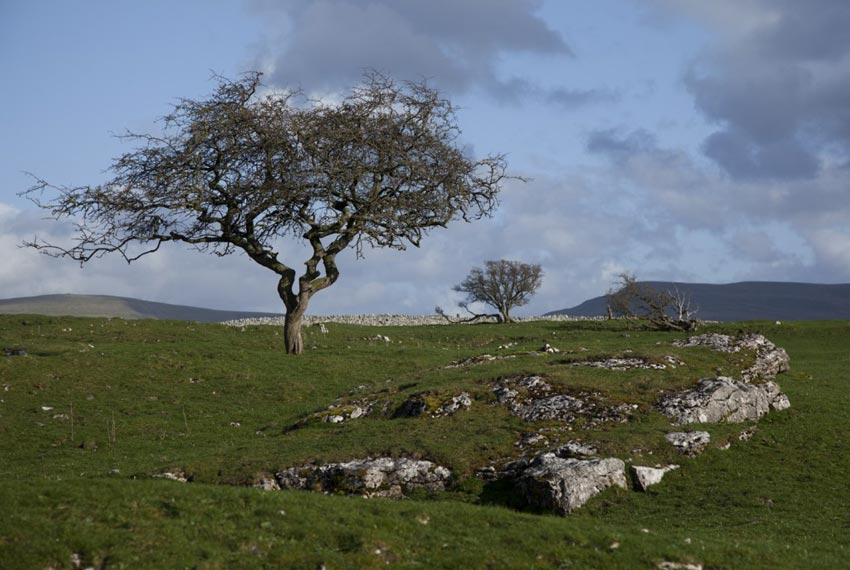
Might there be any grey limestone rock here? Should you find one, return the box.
[659,377,790,425]
[571,357,670,371]
[514,454,627,514]
[276,457,451,498]
[672,333,789,381]
[493,376,633,425]
[393,392,472,418]
[665,431,710,455]
[632,464,679,491]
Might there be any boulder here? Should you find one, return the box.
[658,377,790,425]
[276,457,451,498]
[632,464,679,491]
[665,431,710,455]
[514,454,627,514]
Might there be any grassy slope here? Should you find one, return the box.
[0,316,847,569]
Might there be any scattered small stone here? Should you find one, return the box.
[253,477,280,491]
[632,464,679,491]
[40,406,54,411]
[229,421,241,427]
[366,335,391,343]
[570,357,668,371]
[657,562,703,570]
[498,342,517,350]
[3,348,27,357]
[555,440,598,458]
[153,469,189,483]
[665,431,710,455]
[515,432,549,448]
[445,354,514,368]
[738,426,758,441]
[416,513,430,525]
[540,343,561,354]
[309,398,379,424]
[475,466,498,480]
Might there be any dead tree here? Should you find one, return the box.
[21,72,513,354]
[606,273,699,331]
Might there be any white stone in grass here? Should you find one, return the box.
[631,464,679,491]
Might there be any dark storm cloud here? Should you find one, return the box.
[679,0,850,181]
[249,0,571,96]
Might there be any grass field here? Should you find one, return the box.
[0,315,847,569]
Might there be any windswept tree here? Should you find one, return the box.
[606,273,699,331]
[21,72,511,354]
[446,260,543,323]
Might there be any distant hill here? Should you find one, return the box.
[0,294,280,323]
[545,282,850,321]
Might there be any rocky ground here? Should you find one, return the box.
[228,332,794,517]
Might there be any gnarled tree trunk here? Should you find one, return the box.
[284,310,306,355]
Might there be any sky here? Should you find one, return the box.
[1,0,849,316]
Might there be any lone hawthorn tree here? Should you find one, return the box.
[446,260,543,323]
[21,72,510,354]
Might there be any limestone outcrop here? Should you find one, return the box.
[393,392,472,418]
[275,457,451,498]
[493,375,634,425]
[672,333,789,381]
[659,377,790,425]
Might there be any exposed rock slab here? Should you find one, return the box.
[445,354,515,368]
[672,333,789,380]
[493,375,634,425]
[393,392,472,418]
[665,431,710,455]
[276,457,451,498]
[632,464,679,491]
[514,454,627,514]
[658,377,790,425]
[569,356,681,371]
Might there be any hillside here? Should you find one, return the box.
[0,293,278,322]
[546,281,850,321]
[1,315,847,568]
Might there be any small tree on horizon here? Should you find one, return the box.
[448,259,543,323]
[20,72,512,354]
[606,273,699,331]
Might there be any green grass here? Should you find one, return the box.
[0,316,847,568]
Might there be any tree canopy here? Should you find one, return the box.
[22,72,512,353]
[450,259,543,323]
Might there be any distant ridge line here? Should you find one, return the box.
[0,293,279,323]
[545,281,850,321]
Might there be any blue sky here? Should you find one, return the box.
[2,0,849,315]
